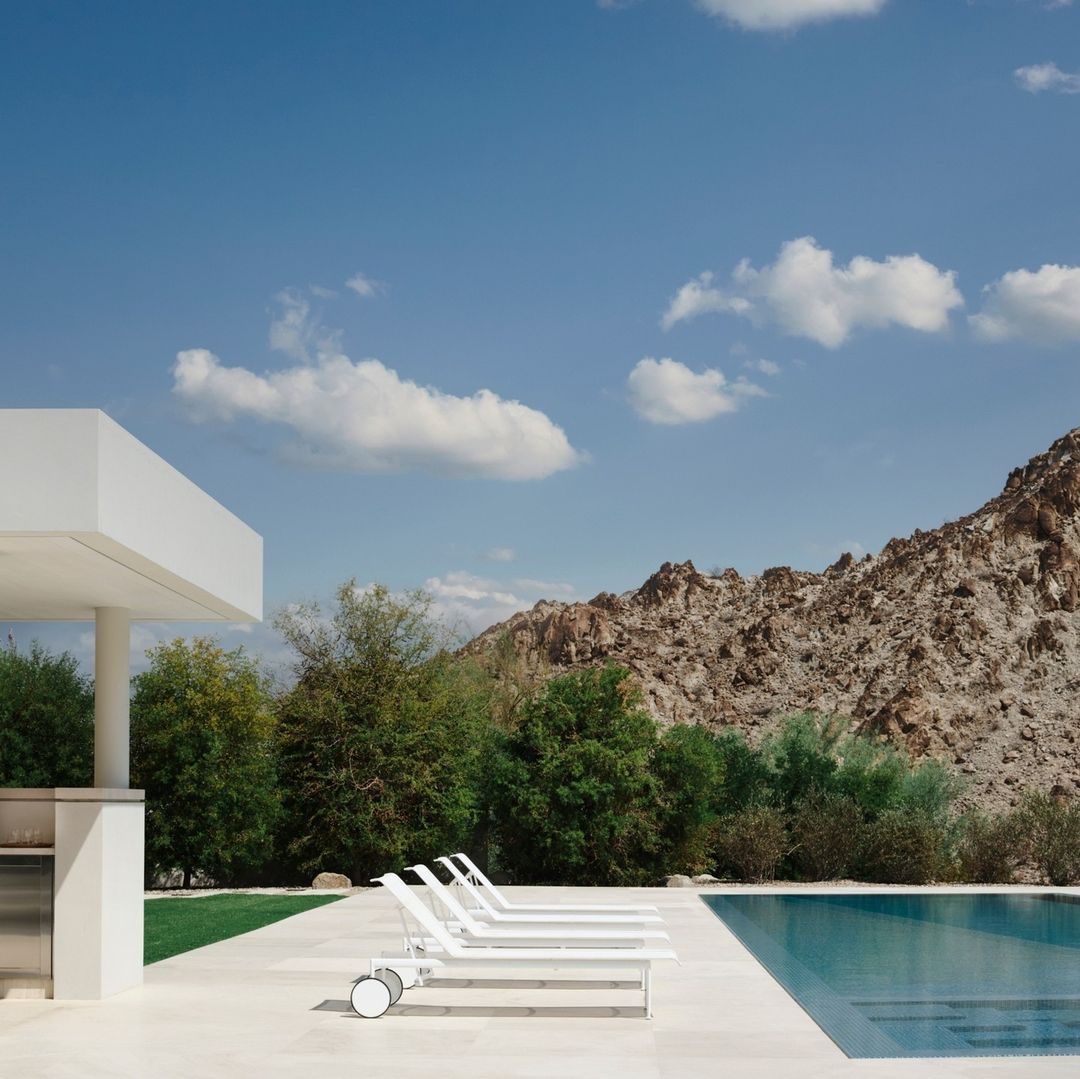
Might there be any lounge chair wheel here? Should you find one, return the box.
[351,976,392,1018]
[373,966,405,1004]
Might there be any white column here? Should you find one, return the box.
[94,607,130,790]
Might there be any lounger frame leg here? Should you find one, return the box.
[643,965,652,1020]
[398,908,429,986]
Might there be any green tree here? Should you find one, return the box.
[712,729,773,813]
[653,724,727,874]
[489,665,662,886]
[275,582,493,883]
[0,642,93,787]
[131,637,279,887]
[764,713,843,811]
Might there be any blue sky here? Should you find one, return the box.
[2,0,1079,669]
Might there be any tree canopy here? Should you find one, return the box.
[0,642,93,787]
[274,582,494,882]
[131,637,279,887]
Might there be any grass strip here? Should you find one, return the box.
[145,892,344,965]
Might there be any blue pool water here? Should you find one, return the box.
[702,893,1080,1058]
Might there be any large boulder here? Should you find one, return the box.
[312,872,352,889]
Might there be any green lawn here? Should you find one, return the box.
[144,893,345,965]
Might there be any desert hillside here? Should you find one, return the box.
[468,428,1080,809]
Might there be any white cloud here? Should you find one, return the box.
[173,337,583,481]
[627,357,764,425]
[663,237,963,348]
[177,290,583,481]
[345,272,382,298]
[660,273,752,330]
[267,289,346,363]
[1014,61,1080,94]
[970,263,1080,343]
[424,571,578,636]
[484,547,516,563]
[309,284,339,299]
[694,0,887,31]
[268,290,317,361]
[744,357,781,377]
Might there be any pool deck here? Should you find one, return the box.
[2,883,1080,1078]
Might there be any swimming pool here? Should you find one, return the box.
[703,893,1080,1058]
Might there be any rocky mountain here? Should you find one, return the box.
[468,428,1080,809]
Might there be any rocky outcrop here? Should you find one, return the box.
[467,428,1080,811]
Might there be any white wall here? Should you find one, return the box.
[53,791,145,1000]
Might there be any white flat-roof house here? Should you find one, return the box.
[0,410,262,999]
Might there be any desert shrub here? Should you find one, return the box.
[955,810,1022,884]
[1014,792,1080,886]
[489,665,663,886]
[716,804,790,882]
[832,735,908,813]
[789,792,865,880]
[856,808,952,884]
[895,759,963,819]
[653,724,727,874]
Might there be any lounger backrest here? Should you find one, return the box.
[451,852,510,910]
[436,856,500,920]
[371,873,464,955]
[405,864,484,933]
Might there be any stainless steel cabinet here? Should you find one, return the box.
[0,856,53,978]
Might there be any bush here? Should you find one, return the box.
[955,810,1022,884]
[716,804,790,882]
[789,792,864,880]
[489,665,662,886]
[856,808,952,884]
[0,643,93,787]
[831,734,907,813]
[1015,792,1080,886]
[895,759,963,819]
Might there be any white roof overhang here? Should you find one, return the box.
[0,410,262,622]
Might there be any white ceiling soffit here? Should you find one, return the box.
[0,537,220,620]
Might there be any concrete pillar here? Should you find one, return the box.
[94,607,130,790]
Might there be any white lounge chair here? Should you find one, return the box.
[353,873,677,1020]
[406,862,670,943]
[436,856,665,927]
[449,852,660,914]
